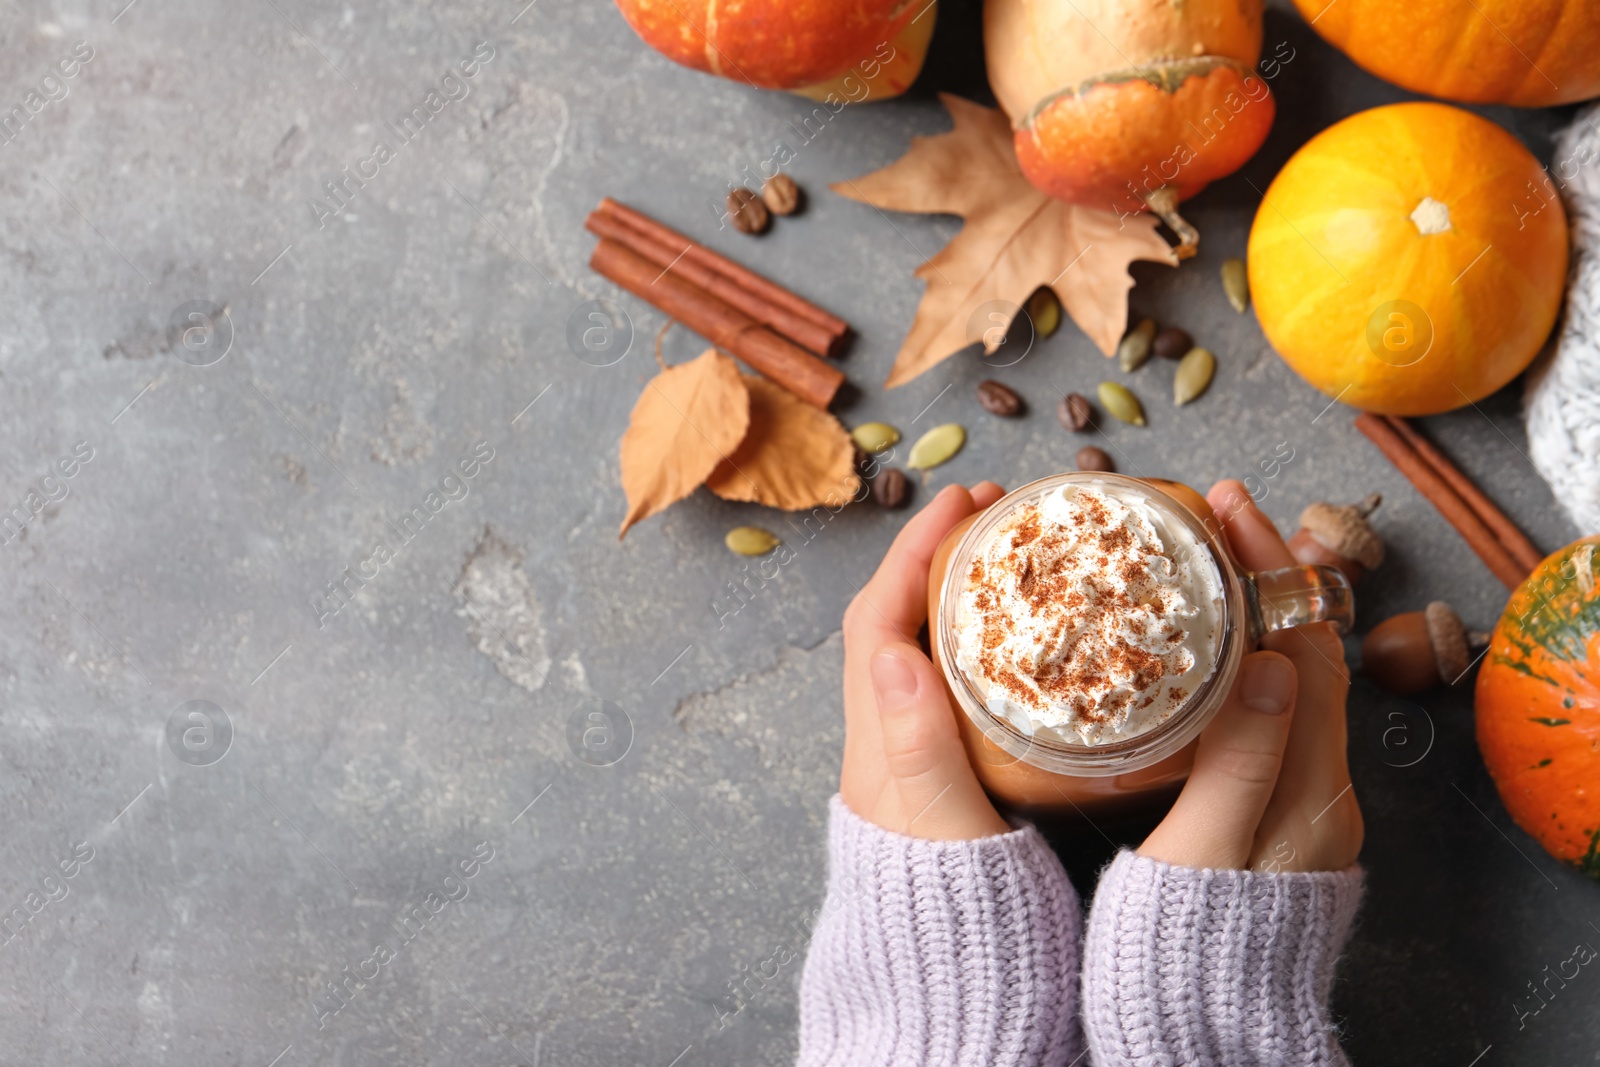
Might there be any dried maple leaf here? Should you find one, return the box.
[832,93,1179,388]
[619,349,750,538]
[706,376,859,510]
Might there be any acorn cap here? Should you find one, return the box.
[1424,601,1469,684]
[1299,494,1385,570]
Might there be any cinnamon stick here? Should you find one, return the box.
[584,209,840,358]
[1381,415,1545,574]
[589,237,844,410]
[1354,413,1529,589]
[596,198,850,353]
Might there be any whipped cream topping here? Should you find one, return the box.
[952,482,1224,746]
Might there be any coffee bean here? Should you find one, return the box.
[1152,326,1193,361]
[727,188,770,235]
[873,468,910,508]
[1075,446,1114,473]
[977,379,1022,416]
[1057,393,1093,432]
[762,173,801,216]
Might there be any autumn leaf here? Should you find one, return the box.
[619,349,750,538]
[706,376,859,510]
[832,93,1178,388]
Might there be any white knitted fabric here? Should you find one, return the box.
[1080,851,1364,1067]
[1526,103,1600,535]
[796,799,1368,1066]
[797,796,1084,1067]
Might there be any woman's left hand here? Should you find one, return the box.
[839,482,1013,841]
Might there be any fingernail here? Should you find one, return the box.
[1240,655,1295,714]
[870,649,920,707]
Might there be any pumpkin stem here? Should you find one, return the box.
[1354,492,1383,518]
[1143,186,1198,260]
[1410,197,1453,235]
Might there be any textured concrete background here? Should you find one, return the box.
[1,0,1596,1064]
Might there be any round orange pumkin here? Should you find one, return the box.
[1247,103,1569,416]
[985,0,1274,258]
[1292,0,1600,108]
[613,0,934,99]
[1476,538,1600,878]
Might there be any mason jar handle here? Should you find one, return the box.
[1241,565,1354,641]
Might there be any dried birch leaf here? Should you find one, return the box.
[619,349,749,538]
[832,94,1179,388]
[705,376,859,510]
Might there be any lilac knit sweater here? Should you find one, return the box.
[798,797,1363,1067]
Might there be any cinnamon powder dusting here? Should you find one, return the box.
[953,484,1220,745]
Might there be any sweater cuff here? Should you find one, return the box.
[797,795,1083,1067]
[1082,850,1364,1067]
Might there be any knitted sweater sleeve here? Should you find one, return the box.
[1081,850,1365,1067]
[796,795,1083,1067]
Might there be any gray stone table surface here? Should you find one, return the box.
[1,0,1596,1064]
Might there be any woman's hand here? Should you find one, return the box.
[839,482,1013,841]
[1139,480,1364,872]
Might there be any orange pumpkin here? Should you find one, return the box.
[613,0,935,100]
[985,0,1274,258]
[1247,103,1569,416]
[1293,0,1600,108]
[1476,538,1600,878]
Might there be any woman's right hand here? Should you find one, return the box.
[1139,480,1364,873]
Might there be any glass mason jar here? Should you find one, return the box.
[927,472,1354,818]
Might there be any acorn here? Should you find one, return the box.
[1362,601,1491,695]
[1288,493,1385,585]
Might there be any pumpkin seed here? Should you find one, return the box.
[725,525,780,556]
[1118,317,1157,372]
[1173,347,1216,405]
[1097,382,1145,426]
[1221,258,1249,313]
[1026,288,1061,339]
[851,421,901,454]
[907,423,966,469]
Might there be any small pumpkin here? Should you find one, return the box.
[1293,0,1600,108]
[1248,103,1569,416]
[613,0,935,100]
[984,0,1274,259]
[1476,538,1600,878]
